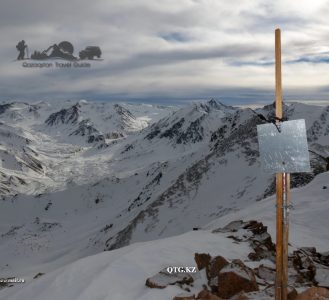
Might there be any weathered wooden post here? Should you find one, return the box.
[275,28,284,300]
[275,28,291,300]
[257,28,311,300]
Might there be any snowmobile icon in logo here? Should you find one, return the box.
[79,46,102,60]
[17,40,102,61]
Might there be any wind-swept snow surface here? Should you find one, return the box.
[0,99,328,299]
[0,172,328,300]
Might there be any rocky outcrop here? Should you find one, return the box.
[173,294,196,300]
[146,268,194,289]
[194,253,229,294]
[254,264,276,284]
[292,247,329,287]
[295,286,329,299]
[208,256,229,283]
[217,259,258,299]
[213,220,276,262]
[195,253,211,271]
[147,220,329,300]
[197,289,223,299]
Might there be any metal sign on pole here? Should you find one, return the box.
[256,29,311,300]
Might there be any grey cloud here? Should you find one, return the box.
[104,44,265,74]
[1,0,329,104]
[287,55,329,64]
[159,32,192,43]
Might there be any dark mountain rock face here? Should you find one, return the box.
[144,125,161,140]
[0,103,13,115]
[176,116,205,144]
[69,119,99,137]
[113,104,136,121]
[159,118,185,140]
[104,132,123,139]
[45,103,80,126]
[1,171,27,194]
[308,106,329,142]
[145,99,232,145]
[44,103,135,146]
[112,104,137,130]
[69,119,121,145]
[21,147,44,173]
[87,134,105,144]
[67,120,105,145]
[207,98,235,111]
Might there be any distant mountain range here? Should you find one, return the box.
[0,99,328,293]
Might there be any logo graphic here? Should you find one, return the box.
[16,40,27,60]
[15,40,102,61]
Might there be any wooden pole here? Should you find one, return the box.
[275,28,284,300]
[282,173,290,300]
[275,28,291,300]
[275,174,283,300]
[275,29,282,121]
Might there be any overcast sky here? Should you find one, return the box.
[0,0,329,105]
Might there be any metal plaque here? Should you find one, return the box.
[257,119,311,173]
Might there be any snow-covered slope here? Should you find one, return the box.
[0,121,47,195]
[100,101,328,251]
[0,100,176,194]
[0,171,328,300]
[41,100,176,145]
[0,99,328,299]
[0,100,176,145]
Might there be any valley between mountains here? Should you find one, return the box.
[0,99,328,299]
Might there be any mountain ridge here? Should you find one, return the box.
[0,99,328,290]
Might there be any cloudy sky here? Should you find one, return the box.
[0,0,329,105]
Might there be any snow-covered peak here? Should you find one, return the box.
[207,98,236,112]
[45,103,81,126]
[142,99,234,147]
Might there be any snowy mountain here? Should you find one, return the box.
[1,171,328,300]
[0,121,46,195]
[102,100,328,251]
[45,103,80,126]
[0,99,328,299]
[0,100,175,194]
[42,101,168,145]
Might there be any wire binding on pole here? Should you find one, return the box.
[275,204,293,209]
